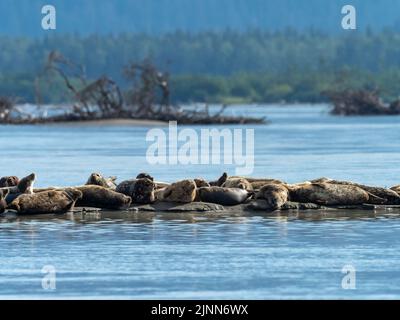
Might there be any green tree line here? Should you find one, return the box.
[2,30,400,103]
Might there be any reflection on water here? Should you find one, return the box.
[1,104,400,299]
[1,209,400,299]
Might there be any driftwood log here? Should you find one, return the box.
[323,89,400,116]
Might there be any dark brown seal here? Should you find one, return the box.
[76,185,132,209]
[0,176,19,188]
[136,173,154,181]
[116,178,155,204]
[131,178,155,204]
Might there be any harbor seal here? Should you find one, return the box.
[136,173,154,181]
[198,187,251,206]
[86,173,117,190]
[116,177,156,204]
[162,179,197,203]
[0,189,9,214]
[131,178,155,204]
[194,178,210,188]
[2,173,36,204]
[193,179,211,201]
[0,176,19,188]
[76,185,132,209]
[286,182,373,206]
[311,177,400,204]
[8,188,82,215]
[231,176,285,190]
[222,177,253,191]
[116,179,136,195]
[255,184,289,210]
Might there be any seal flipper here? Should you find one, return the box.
[7,201,20,212]
[365,191,386,204]
[210,172,228,187]
[5,192,19,205]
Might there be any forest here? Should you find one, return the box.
[2,29,400,104]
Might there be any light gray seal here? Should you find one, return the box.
[198,187,251,206]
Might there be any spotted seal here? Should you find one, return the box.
[131,178,155,204]
[194,178,210,188]
[8,188,82,215]
[285,182,381,206]
[222,177,253,191]
[86,173,117,190]
[231,176,285,190]
[311,177,400,204]
[161,179,197,203]
[255,184,289,210]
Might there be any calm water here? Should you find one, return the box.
[1,104,400,299]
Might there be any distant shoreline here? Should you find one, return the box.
[43,118,168,127]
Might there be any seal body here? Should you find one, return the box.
[162,179,197,203]
[231,176,285,190]
[131,178,155,204]
[311,177,400,204]
[222,178,253,191]
[116,179,136,195]
[76,185,132,209]
[0,189,9,214]
[116,178,155,204]
[198,187,250,206]
[0,176,19,188]
[391,185,400,195]
[286,183,370,205]
[255,184,289,210]
[86,173,117,190]
[8,188,82,215]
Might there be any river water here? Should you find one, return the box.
[0,104,400,299]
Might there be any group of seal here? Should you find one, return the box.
[1,171,400,215]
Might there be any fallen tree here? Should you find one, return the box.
[0,52,265,125]
[0,96,14,122]
[323,89,400,116]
